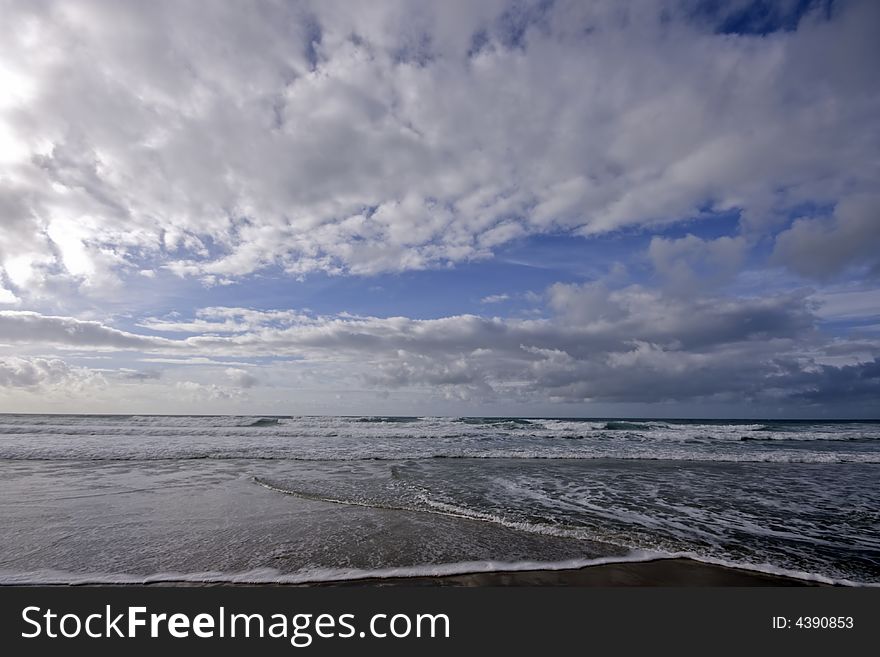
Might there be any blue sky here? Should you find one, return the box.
[0,0,878,417]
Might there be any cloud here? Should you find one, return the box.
[110,368,161,382]
[812,287,880,322]
[0,310,167,350]
[0,287,19,304]
[2,2,877,416]
[364,351,494,402]
[225,367,259,389]
[648,234,748,292]
[139,307,313,333]
[0,356,106,391]
[0,0,877,297]
[174,381,242,401]
[138,356,255,367]
[547,281,815,348]
[773,194,880,279]
[199,287,856,405]
[0,282,875,408]
[793,357,880,404]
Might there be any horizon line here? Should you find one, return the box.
[0,412,877,422]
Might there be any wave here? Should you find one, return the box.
[252,476,880,559]
[750,423,843,433]
[458,417,535,426]
[0,552,737,586]
[2,416,877,443]
[2,552,870,587]
[1,414,877,465]
[602,421,652,431]
[251,478,879,586]
[753,424,799,432]
[3,451,879,464]
[253,477,425,515]
[0,556,649,586]
[741,434,878,442]
[245,418,281,427]
[252,476,614,544]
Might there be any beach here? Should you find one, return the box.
[0,415,876,587]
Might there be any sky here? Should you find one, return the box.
[0,0,878,417]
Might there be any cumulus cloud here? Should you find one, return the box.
[648,234,748,292]
[174,381,242,402]
[225,367,259,389]
[0,0,877,297]
[0,356,106,391]
[0,1,877,414]
[773,194,880,279]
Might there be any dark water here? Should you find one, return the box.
[0,415,877,584]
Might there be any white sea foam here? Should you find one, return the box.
[1,413,877,463]
[1,551,872,587]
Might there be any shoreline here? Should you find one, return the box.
[5,558,831,587]
[324,557,828,587]
[235,558,830,587]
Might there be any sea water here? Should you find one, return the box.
[0,415,877,584]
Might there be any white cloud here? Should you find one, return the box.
[0,287,19,304]
[139,307,314,333]
[174,380,242,401]
[0,0,876,297]
[0,356,106,391]
[225,367,259,389]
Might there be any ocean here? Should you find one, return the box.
[1,414,878,585]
